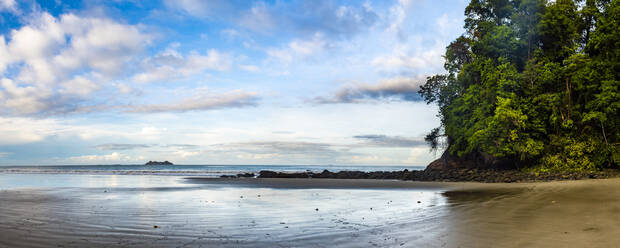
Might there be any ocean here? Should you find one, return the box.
[0,164,425,177]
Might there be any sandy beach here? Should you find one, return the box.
[1,174,619,247]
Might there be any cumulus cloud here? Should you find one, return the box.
[373,10,464,74]
[0,0,17,13]
[266,32,335,66]
[371,46,444,72]
[353,134,426,147]
[0,12,150,116]
[59,76,100,97]
[126,90,258,113]
[0,12,255,116]
[313,76,425,104]
[6,13,149,83]
[132,47,232,84]
[0,117,61,145]
[0,78,53,115]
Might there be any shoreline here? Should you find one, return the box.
[254,168,620,183]
[184,177,469,190]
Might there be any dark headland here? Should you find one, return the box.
[254,151,620,183]
[145,160,173,165]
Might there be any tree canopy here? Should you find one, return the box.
[420,0,619,171]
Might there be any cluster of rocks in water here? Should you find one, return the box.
[144,161,174,165]
[220,173,256,178]
[255,168,620,183]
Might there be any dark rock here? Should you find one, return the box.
[258,170,278,178]
[256,167,620,183]
[145,160,173,165]
[258,170,310,178]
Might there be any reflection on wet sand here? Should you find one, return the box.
[1,174,619,247]
[0,175,450,248]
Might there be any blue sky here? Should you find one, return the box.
[0,0,467,165]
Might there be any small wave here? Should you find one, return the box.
[0,169,255,177]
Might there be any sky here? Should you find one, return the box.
[0,0,468,166]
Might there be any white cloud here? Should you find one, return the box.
[65,152,134,164]
[348,155,397,164]
[164,0,223,18]
[387,0,415,41]
[116,83,135,94]
[371,43,444,72]
[236,153,279,160]
[403,147,438,164]
[140,126,166,137]
[221,29,240,39]
[267,32,330,65]
[239,64,259,72]
[60,76,100,97]
[126,90,258,113]
[54,14,149,75]
[0,117,60,145]
[238,2,276,33]
[173,150,201,158]
[133,48,232,83]
[0,12,150,116]
[0,0,16,13]
[0,78,53,115]
[6,13,148,83]
[372,5,463,74]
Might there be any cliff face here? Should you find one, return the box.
[425,150,517,171]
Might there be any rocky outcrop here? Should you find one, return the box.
[257,168,620,183]
[425,150,517,171]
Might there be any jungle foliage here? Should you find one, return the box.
[420,0,619,171]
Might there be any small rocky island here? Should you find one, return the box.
[144,161,173,166]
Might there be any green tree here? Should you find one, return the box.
[420,0,619,171]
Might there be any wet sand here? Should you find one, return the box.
[0,174,619,247]
[443,178,620,247]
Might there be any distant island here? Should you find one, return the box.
[144,161,173,165]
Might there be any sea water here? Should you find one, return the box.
[0,164,424,177]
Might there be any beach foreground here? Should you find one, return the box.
[0,174,619,247]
